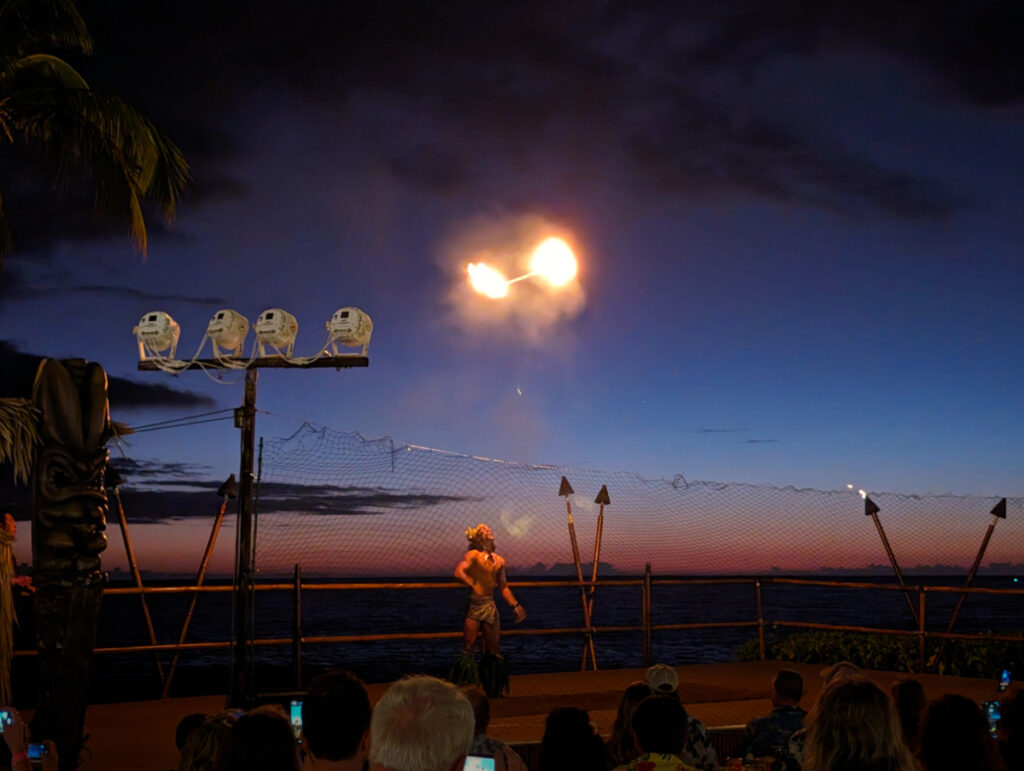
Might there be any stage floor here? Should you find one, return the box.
[78,660,1011,770]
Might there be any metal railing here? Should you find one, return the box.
[15,565,1024,698]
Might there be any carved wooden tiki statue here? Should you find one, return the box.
[31,359,111,771]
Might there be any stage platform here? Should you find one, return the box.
[76,661,1011,770]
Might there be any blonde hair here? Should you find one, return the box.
[804,676,915,771]
[178,711,237,771]
[465,524,490,543]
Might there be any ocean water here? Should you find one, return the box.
[14,574,1022,703]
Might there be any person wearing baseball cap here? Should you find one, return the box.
[643,664,717,771]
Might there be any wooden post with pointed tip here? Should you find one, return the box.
[560,476,596,670]
[162,474,237,698]
[106,466,164,685]
[929,497,1007,672]
[865,496,919,626]
[581,485,610,669]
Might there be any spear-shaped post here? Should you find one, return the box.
[865,495,919,626]
[580,484,610,669]
[106,466,164,684]
[930,497,1007,672]
[560,476,596,670]
[162,474,237,698]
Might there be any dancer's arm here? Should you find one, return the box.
[497,564,526,622]
[454,551,475,587]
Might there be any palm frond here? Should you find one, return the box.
[0,397,39,485]
[7,53,91,90]
[0,1,190,262]
[10,88,191,256]
[0,0,92,59]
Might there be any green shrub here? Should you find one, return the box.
[736,630,1024,678]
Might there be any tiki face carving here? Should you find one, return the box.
[31,359,111,584]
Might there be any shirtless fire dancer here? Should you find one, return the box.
[449,523,526,697]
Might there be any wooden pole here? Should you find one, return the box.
[293,564,303,689]
[918,588,926,674]
[229,368,258,708]
[108,478,164,684]
[581,485,609,669]
[865,497,919,626]
[560,477,596,670]
[930,499,1006,672]
[642,563,652,667]
[755,578,765,661]
[162,475,236,698]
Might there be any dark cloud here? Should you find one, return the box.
[60,1,981,226]
[115,481,474,523]
[744,438,779,444]
[0,264,226,305]
[696,427,749,434]
[682,1,1024,106]
[626,99,958,219]
[3,458,474,523]
[0,340,216,409]
[110,458,212,479]
[74,286,227,304]
[387,145,473,193]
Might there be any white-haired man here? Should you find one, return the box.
[369,675,474,771]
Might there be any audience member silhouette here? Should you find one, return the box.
[220,705,300,771]
[607,681,654,767]
[369,675,474,771]
[303,670,372,770]
[743,669,806,765]
[458,685,528,771]
[644,664,717,771]
[177,712,235,771]
[919,694,1005,771]
[175,712,209,753]
[890,678,926,756]
[538,707,610,771]
[802,676,915,771]
[612,695,697,771]
[997,690,1024,770]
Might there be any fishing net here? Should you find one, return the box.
[253,423,1024,580]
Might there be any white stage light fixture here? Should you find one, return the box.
[133,311,180,361]
[207,309,250,358]
[326,307,373,356]
[255,308,298,357]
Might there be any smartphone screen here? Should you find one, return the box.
[0,709,10,733]
[464,755,496,771]
[983,700,1001,737]
[289,699,303,740]
[999,668,1012,694]
[27,743,47,760]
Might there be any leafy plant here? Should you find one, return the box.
[737,629,1024,678]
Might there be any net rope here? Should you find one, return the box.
[254,423,1024,579]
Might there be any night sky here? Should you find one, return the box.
[3,0,1024,531]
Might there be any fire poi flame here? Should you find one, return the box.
[467,236,578,298]
[467,262,510,299]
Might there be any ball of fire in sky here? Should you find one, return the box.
[467,236,578,297]
[467,262,510,298]
[529,237,578,287]
[440,214,586,344]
